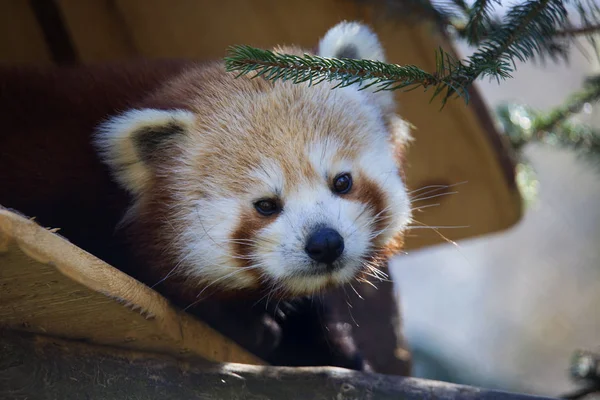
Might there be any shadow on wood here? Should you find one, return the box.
[0,330,559,400]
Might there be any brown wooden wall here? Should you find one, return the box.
[0,0,522,250]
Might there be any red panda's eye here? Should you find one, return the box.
[332,173,352,194]
[254,199,280,216]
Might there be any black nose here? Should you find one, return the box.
[305,227,345,264]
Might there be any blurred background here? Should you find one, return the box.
[390,2,600,397]
[2,0,599,398]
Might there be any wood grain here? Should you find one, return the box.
[0,207,263,365]
[0,330,558,400]
[0,0,52,65]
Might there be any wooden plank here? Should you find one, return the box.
[0,207,263,366]
[56,0,136,62]
[0,0,52,65]
[109,0,362,59]
[0,330,559,400]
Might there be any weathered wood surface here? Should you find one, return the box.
[0,331,559,400]
[0,207,263,365]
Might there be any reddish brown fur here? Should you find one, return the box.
[230,209,275,281]
[0,28,411,372]
[0,59,409,304]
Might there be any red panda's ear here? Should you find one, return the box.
[94,108,195,196]
[317,21,395,116]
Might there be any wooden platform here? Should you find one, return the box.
[0,206,262,365]
[0,330,559,400]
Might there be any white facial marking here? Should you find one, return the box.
[176,197,257,290]
[99,21,413,297]
[95,108,195,196]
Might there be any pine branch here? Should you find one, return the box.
[534,76,600,132]
[565,0,600,61]
[450,0,472,16]
[497,76,600,165]
[224,45,468,105]
[463,0,568,83]
[555,24,600,36]
[224,0,600,106]
[464,0,500,44]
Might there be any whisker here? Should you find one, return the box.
[151,258,185,289]
[347,205,395,239]
[408,181,468,195]
[411,191,460,203]
[357,278,378,290]
[342,286,360,327]
[411,203,440,212]
[184,264,265,311]
[365,264,389,279]
[349,282,364,300]
[362,270,391,282]
[407,225,470,230]
[410,219,474,267]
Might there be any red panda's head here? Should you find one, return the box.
[94,22,412,298]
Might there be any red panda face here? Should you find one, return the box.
[95,22,412,298]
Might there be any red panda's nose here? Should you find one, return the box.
[305,227,345,265]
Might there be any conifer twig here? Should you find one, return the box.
[463,0,567,83]
[555,24,600,37]
[224,45,468,105]
[464,0,499,44]
[497,76,600,162]
[534,76,600,132]
[225,0,600,106]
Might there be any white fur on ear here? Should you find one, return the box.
[94,108,195,196]
[318,21,395,115]
[389,115,413,146]
[318,21,386,62]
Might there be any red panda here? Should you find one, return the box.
[0,21,412,370]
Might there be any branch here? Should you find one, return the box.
[224,45,469,105]
[464,0,499,44]
[464,0,566,83]
[534,75,600,132]
[497,76,600,162]
[2,330,562,400]
[555,24,600,37]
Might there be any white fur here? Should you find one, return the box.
[242,131,412,294]
[95,23,412,296]
[318,21,396,116]
[168,77,410,295]
[176,197,258,290]
[255,183,372,293]
[94,108,196,196]
[318,21,386,62]
[249,158,286,195]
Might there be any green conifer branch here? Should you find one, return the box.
[464,0,499,44]
[534,76,600,133]
[450,0,472,16]
[555,23,600,37]
[463,0,567,83]
[224,45,468,104]
[225,0,600,106]
[497,76,600,163]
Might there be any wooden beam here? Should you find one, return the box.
[0,330,559,400]
[0,207,263,366]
